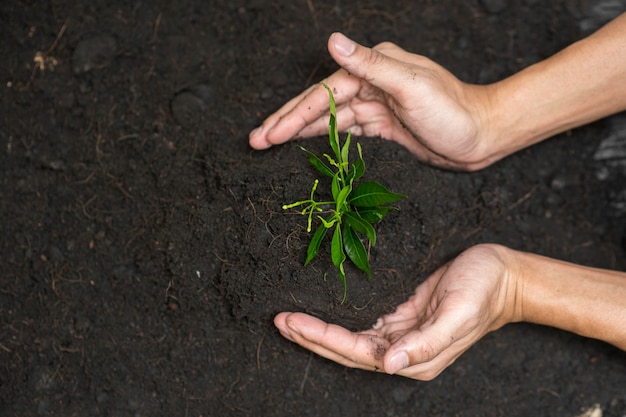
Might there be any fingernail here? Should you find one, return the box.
[387,351,409,374]
[372,318,383,330]
[333,33,356,56]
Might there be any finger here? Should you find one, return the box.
[327,33,409,97]
[249,69,362,149]
[390,323,482,380]
[263,73,363,145]
[374,266,447,337]
[296,102,360,138]
[249,84,319,149]
[395,340,465,380]
[383,301,480,376]
[274,312,390,371]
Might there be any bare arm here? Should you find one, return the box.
[251,13,626,171]
[275,245,626,381]
[514,251,626,349]
[485,12,626,163]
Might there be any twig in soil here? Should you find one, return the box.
[305,0,315,14]
[300,353,313,394]
[305,0,318,30]
[151,12,162,43]
[247,197,257,217]
[77,195,97,219]
[95,126,110,164]
[46,19,68,56]
[248,196,277,240]
[351,296,375,311]
[284,226,304,251]
[507,185,538,212]
[165,280,182,311]
[537,387,561,398]
[213,251,234,266]
[256,332,266,371]
[225,374,241,398]
[124,228,145,250]
[117,134,140,142]
[113,182,134,200]
[74,170,97,185]
[288,291,303,304]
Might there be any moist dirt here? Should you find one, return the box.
[1,1,625,416]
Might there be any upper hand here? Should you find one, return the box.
[249,32,498,171]
[274,244,519,380]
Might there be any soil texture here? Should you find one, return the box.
[1,1,625,416]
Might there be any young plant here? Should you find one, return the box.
[282,83,406,302]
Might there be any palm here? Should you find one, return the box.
[274,244,514,381]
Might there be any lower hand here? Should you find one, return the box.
[274,244,519,380]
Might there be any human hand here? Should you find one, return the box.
[250,32,499,170]
[274,244,520,380]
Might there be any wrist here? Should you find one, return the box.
[476,66,559,168]
[479,15,626,165]
[487,244,525,329]
[511,250,626,349]
[459,244,524,330]
[446,79,538,172]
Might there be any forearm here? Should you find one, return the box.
[485,12,626,160]
[511,250,626,349]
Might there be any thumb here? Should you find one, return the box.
[383,326,454,375]
[327,32,402,94]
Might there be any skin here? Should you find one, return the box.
[251,13,626,380]
[274,245,626,380]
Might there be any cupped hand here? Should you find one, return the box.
[250,32,498,171]
[274,244,520,380]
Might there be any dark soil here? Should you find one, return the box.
[1,1,625,416]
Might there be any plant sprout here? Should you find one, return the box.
[283,83,406,302]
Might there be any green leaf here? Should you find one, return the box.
[349,181,406,207]
[340,130,351,173]
[329,114,340,160]
[285,82,408,304]
[338,268,347,303]
[322,84,341,162]
[343,225,371,277]
[298,146,334,178]
[331,172,340,201]
[331,225,346,269]
[304,224,328,266]
[347,142,365,184]
[330,225,348,302]
[355,206,395,223]
[344,211,377,245]
[335,183,352,212]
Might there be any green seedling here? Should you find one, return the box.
[282,83,406,302]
